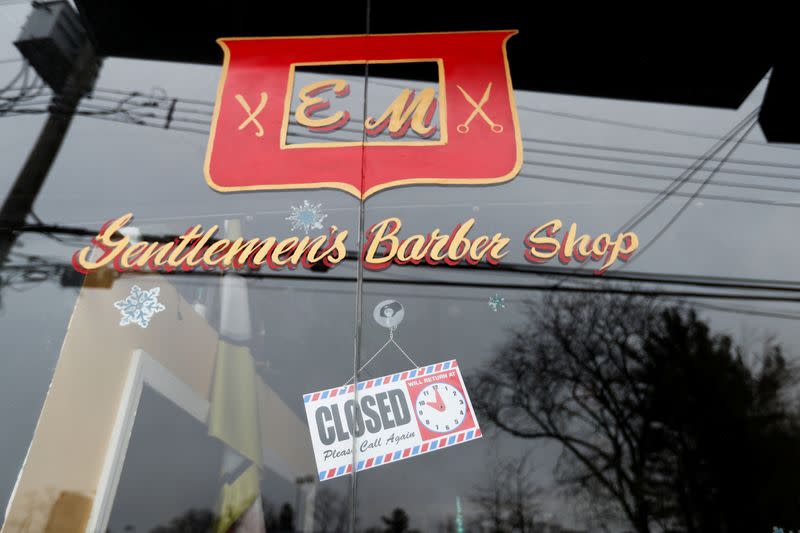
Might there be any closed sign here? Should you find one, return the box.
[303,359,481,481]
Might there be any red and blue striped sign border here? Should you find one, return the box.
[303,360,459,404]
[317,427,482,481]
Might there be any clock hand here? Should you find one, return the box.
[433,388,446,411]
[423,400,446,412]
[421,390,446,412]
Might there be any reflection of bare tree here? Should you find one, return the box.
[259,500,295,532]
[362,508,420,533]
[469,293,800,533]
[380,508,418,533]
[278,503,294,531]
[470,453,541,533]
[436,515,456,533]
[313,487,349,533]
[149,508,216,532]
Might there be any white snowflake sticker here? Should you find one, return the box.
[286,200,327,234]
[488,293,505,312]
[113,285,166,328]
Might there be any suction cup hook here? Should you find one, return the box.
[373,299,405,331]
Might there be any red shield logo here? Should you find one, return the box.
[204,30,522,199]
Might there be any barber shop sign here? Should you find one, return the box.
[204,30,521,198]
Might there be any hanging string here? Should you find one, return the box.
[343,327,419,385]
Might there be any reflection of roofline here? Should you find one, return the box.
[71,1,797,142]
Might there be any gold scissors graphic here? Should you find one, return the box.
[456,82,503,134]
[235,91,268,137]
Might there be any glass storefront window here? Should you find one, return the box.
[0,3,797,533]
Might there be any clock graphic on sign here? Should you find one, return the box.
[416,383,467,433]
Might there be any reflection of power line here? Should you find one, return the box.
[6,222,800,293]
[389,258,800,294]
[364,77,792,151]
[13,255,800,324]
[278,133,800,205]
[87,85,800,166]
[6,245,800,324]
[7,106,800,210]
[3,104,211,134]
[0,230,800,301]
[517,171,800,208]
[686,300,800,321]
[523,145,800,181]
[616,109,761,234]
[622,116,760,267]
[7,84,800,174]
[86,93,213,117]
[5,84,800,208]
[522,161,800,194]
[68,261,800,322]
[92,86,216,107]
[516,103,796,152]
[34,264,800,302]
[523,136,800,171]
[545,111,760,290]
[80,113,209,134]
[0,62,47,113]
[9,81,800,164]
[288,126,800,180]
[0,222,177,241]
[7,97,800,211]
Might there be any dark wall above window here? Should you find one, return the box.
[72,2,796,141]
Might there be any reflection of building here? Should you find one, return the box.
[1,268,316,532]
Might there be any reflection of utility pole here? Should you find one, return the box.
[0,1,99,268]
[294,475,316,532]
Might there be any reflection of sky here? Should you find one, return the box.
[0,4,798,531]
[106,385,225,532]
[287,66,442,145]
